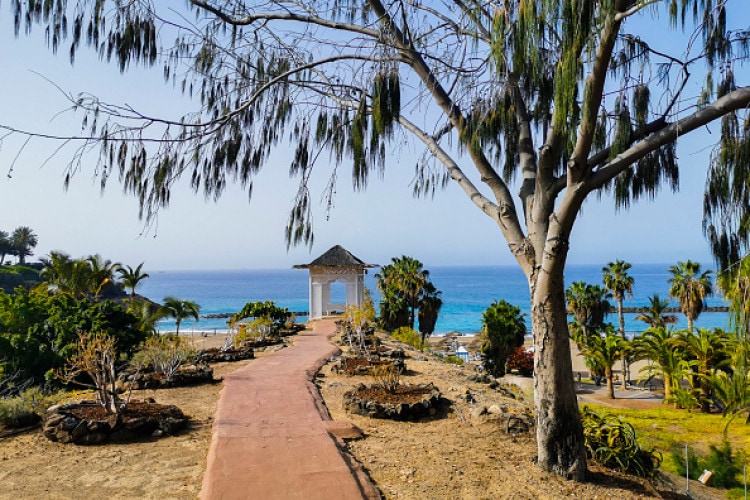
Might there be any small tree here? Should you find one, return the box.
[480,300,527,377]
[668,260,713,331]
[417,282,443,349]
[117,262,150,298]
[574,326,626,399]
[343,290,376,353]
[10,227,38,266]
[0,231,12,266]
[160,297,201,335]
[58,332,120,414]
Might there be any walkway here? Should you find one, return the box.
[200,319,379,499]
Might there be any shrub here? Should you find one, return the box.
[506,346,534,376]
[131,335,195,380]
[58,332,120,414]
[0,387,66,428]
[391,326,422,350]
[670,444,701,480]
[703,441,742,488]
[444,355,464,365]
[371,364,400,393]
[581,406,661,477]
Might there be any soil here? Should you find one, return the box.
[0,331,726,499]
[68,400,182,421]
[349,384,435,405]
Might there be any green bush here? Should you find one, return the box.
[581,406,661,477]
[703,441,742,488]
[444,355,464,365]
[391,326,423,350]
[670,444,701,480]
[0,387,64,428]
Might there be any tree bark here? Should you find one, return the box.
[531,267,586,480]
[617,297,628,385]
[605,366,615,399]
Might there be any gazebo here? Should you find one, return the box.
[293,245,377,320]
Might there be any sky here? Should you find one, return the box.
[0,5,745,272]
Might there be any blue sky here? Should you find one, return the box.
[0,5,743,271]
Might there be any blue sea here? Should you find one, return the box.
[139,264,732,336]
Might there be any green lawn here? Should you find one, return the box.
[584,403,750,493]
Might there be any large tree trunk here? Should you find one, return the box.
[531,268,587,480]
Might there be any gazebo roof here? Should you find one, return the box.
[293,245,377,269]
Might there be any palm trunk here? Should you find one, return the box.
[663,373,673,401]
[531,268,587,480]
[617,297,627,385]
[605,366,615,399]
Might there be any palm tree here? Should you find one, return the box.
[676,327,732,413]
[717,256,750,339]
[160,296,201,335]
[375,256,435,331]
[10,226,38,265]
[566,281,612,339]
[40,251,89,298]
[631,326,686,402]
[602,260,634,382]
[577,327,626,399]
[0,231,12,265]
[117,262,150,298]
[635,294,678,329]
[417,282,442,348]
[480,300,527,377]
[85,254,121,299]
[668,260,713,330]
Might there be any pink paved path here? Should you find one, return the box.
[200,319,379,499]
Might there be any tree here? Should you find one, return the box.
[602,260,634,382]
[0,231,12,265]
[9,0,750,478]
[375,256,438,332]
[85,254,121,300]
[479,300,527,378]
[566,281,612,339]
[160,297,201,335]
[117,262,150,298]
[10,227,37,265]
[676,327,732,413]
[717,256,750,338]
[668,260,714,331]
[417,282,443,348]
[576,326,626,399]
[635,294,678,329]
[631,326,685,402]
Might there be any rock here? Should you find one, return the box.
[42,400,188,445]
[470,406,487,418]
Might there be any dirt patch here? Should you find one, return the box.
[0,334,258,499]
[318,333,723,499]
[0,330,726,499]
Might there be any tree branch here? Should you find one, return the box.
[588,87,750,191]
[189,1,381,38]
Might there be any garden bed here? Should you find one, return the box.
[43,399,188,444]
[115,363,215,392]
[343,383,447,420]
[335,356,405,376]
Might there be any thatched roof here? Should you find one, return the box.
[293,245,376,269]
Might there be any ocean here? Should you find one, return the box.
[138,263,732,336]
